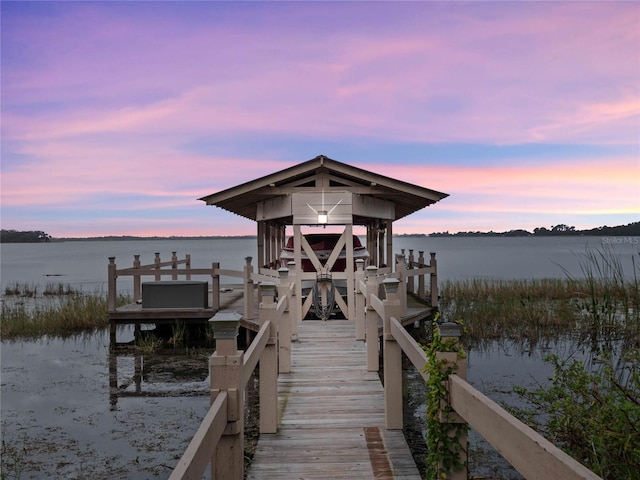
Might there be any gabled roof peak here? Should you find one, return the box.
[199,155,448,223]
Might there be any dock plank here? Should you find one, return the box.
[246,320,421,480]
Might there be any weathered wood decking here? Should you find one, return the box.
[246,320,421,480]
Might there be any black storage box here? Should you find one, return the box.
[141,281,208,309]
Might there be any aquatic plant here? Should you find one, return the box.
[561,245,640,336]
[3,282,38,297]
[42,282,81,296]
[439,248,640,350]
[0,292,132,339]
[168,320,187,348]
[510,351,640,479]
[439,277,584,346]
[135,331,162,354]
[422,319,468,480]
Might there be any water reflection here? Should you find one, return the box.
[0,327,214,480]
[108,325,211,408]
[108,350,210,407]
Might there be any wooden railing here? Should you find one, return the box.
[169,271,294,480]
[395,250,439,308]
[107,252,222,310]
[359,274,603,480]
[107,253,279,318]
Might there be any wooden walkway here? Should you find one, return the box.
[246,320,421,480]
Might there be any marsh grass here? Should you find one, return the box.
[1,288,132,339]
[42,282,81,296]
[440,277,586,345]
[3,282,39,297]
[440,247,640,349]
[168,320,187,348]
[135,331,163,354]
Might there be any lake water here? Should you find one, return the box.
[2,235,636,294]
[1,236,637,479]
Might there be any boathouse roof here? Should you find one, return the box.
[199,155,448,224]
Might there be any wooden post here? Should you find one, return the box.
[244,257,254,320]
[108,257,117,350]
[430,252,438,308]
[365,266,379,372]
[382,278,403,430]
[437,321,467,480]
[154,253,161,281]
[386,222,393,268]
[407,249,415,295]
[395,253,407,313]
[171,251,178,280]
[345,223,355,323]
[259,282,278,433]
[209,311,244,480]
[378,225,385,267]
[257,221,265,273]
[277,268,292,373]
[418,251,425,299]
[287,261,298,342]
[108,257,117,312]
[355,259,366,341]
[211,262,220,310]
[133,255,141,302]
[186,254,191,281]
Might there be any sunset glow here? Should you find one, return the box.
[2,1,638,237]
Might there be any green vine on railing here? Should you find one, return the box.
[423,318,468,480]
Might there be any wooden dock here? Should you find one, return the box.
[246,319,421,480]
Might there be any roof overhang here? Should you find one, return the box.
[199,155,448,224]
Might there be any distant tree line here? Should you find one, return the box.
[428,221,640,238]
[1,230,52,243]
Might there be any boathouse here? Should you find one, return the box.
[199,154,448,321]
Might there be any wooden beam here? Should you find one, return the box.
[449,375,603,480]
[168,392,228,480]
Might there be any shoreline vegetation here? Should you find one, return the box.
[1,221,638,243]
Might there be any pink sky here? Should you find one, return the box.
[1,1,638,237]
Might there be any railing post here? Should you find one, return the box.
[395,253,407,313]
[382,278,403,429]
[171,251,178,280]
[437,321,467,480]
[430,252,438,308]
[211,262,220,310]
[133,255,141,302]
[355,259,366,341]
[287,261,298,341]
[407,249,415,294]
[186,254,191,281]
[209,311,244,480]
[244,257,254,320]
[365,266,380,372]
[418,251,425,299]
[108,257,117,312]
[154,252,161,281]
[108,257,117,349]
[259,282,278,433]
[277,268,292,373]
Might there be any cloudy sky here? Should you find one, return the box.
[2,1,638,237]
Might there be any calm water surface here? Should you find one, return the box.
[2,236,634,294]
[1,236,636,479]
